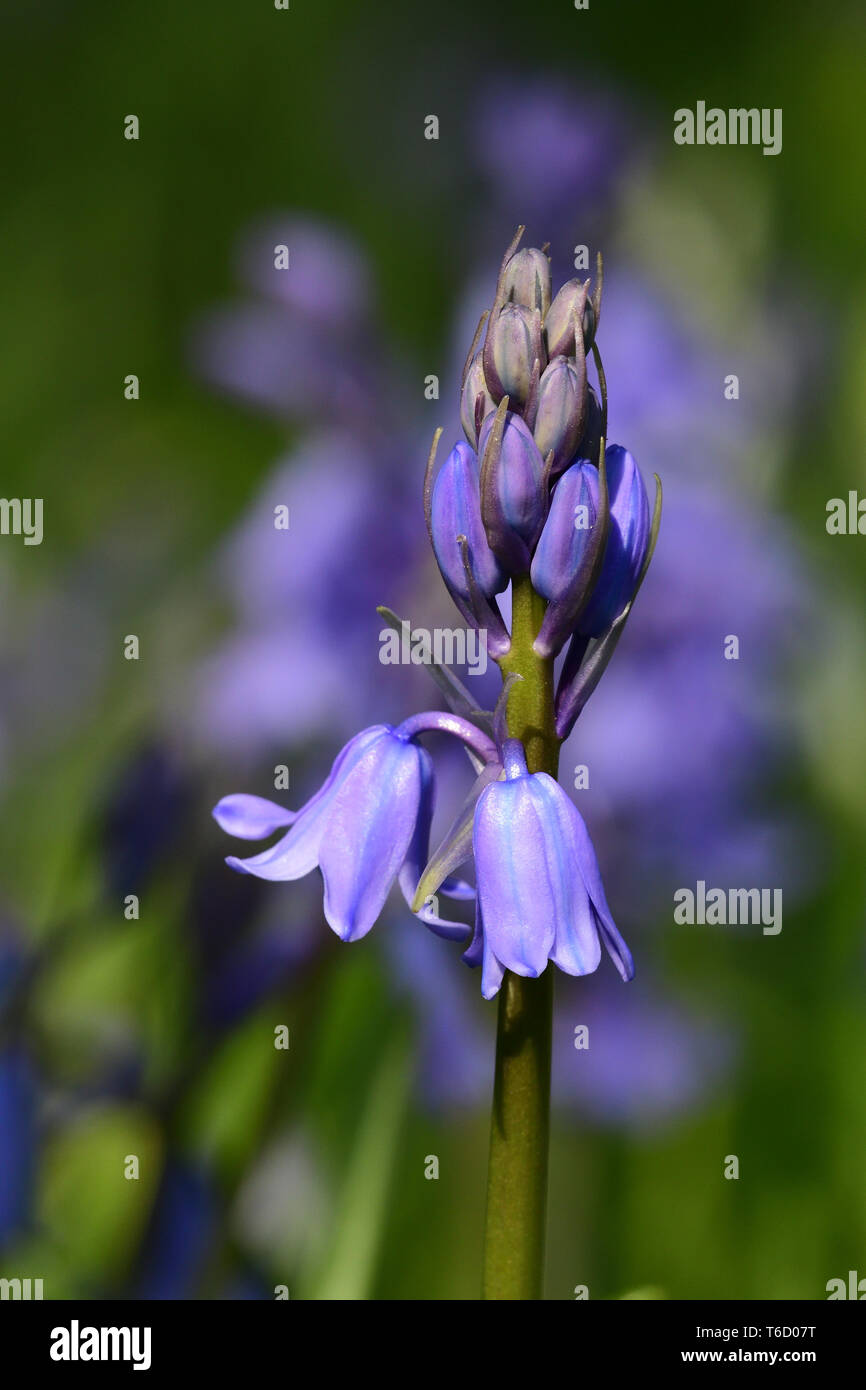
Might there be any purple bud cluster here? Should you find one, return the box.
[430,230,660,727]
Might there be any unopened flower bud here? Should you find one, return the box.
[532,357,587,478]
[478,405,547,573]
[501,247,552,317]
[460,353,496,448]
[576,446,650,638]
[531,461,606,657]
[531,462,599,602]
[545,277,592,358]
[488,303,546,406]
[430,441,506,603]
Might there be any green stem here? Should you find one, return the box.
[482,574,559,1300]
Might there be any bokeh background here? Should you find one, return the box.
[1,0,865,1300]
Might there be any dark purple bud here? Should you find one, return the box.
[460,353,495,448]
[577,384,603,469]
[501,247,552,316]
[479,404,547,574]
[576,446,650,638]
[430,441,507,603]
[544,277,591,358]
[531,461,608,658]
[489,303,546,407]
[581,297,597,352]
[532,356,587,478]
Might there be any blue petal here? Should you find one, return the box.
[530,462,599,603]
[565,800,634,980]
[225,726,389,881]
[319,732,426,941]
[213,794,297,840]
[431,442,506,600]
[473,777,558,977]
[577,446,650,637]
[530,775,602,977]
[462,900,505,999]
[481,935,506,1000]
[472,770,611,990]
[440,876,476,899]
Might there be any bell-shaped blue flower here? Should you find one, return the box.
[576,445,650,638]
[214,724,471,943]
[465,739,633,999]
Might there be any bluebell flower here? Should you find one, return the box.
[187,99,814,1137]
[465,739,633,999]
[214,722,484,943]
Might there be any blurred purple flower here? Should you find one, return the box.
[102,743,191,897]
[473,78,636,232]
[187,430,423,752]
[235,218,371,328]
[0,1049,36,1244]
[553,974,736,1131]
[386,927,490,1111]
[192,215,378,425]
[134,1163,215,1300]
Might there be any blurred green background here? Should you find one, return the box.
[1,0,865,1300]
